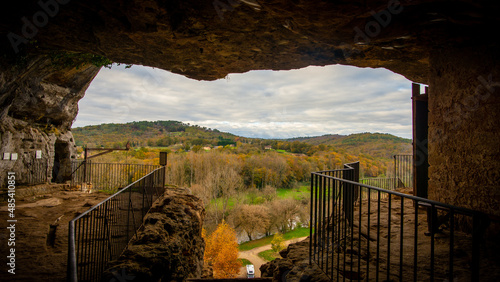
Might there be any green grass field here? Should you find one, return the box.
[276,185,309,200]
[238,258,252,266]
[208,183,310,210]
[238,227,310,251]
[258,249,280,261]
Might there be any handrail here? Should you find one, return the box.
[67,166,166,282]
[311,171,481,217]
[309,163,490,281]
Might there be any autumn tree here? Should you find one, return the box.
[231,204,270,241]
[271,232,286,253]
[204,221,242,278]
[269,198,301,233]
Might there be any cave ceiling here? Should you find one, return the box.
[1,0,500,83]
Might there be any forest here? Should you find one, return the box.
[72,120,411,240]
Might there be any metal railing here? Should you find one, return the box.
[71,160,159,192]
[394,154,413,188]
[67,166,166,282]
[24,158,48,185]
[360,177,403,190]
[309,162,490,281]
[0,158,48,188]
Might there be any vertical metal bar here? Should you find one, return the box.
[318,174,323,270]
[309,173,313,265]
[321,174,326,272]
[76,219,82,281]
[83,148,88,188]
[358,183,362,280]
[350,172,354,278]
[471,214,481,280]
[376,190,381,282]
[400,197,404,281]
[430,204,435,281]
[367,188,371,281]
[83,214,90,281]
[326,173,331,277]
[127,184,131,244]
[342,177,347,282]
[414,200,419,282]
[314,173,318,263]
[67,221,77,282]
[387,195,392,281]
[331,176,335,279]
[449,210,454,282]
[91,210,98,281]
[336,178,340,282]
[99,202,109,279]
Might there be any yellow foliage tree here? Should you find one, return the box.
[203,221,242,278]
[271,232,286,253]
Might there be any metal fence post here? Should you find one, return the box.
[67,221,77,282]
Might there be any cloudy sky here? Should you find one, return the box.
[73,64,414,139]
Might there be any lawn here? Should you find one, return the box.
[277,185,310,200]
[258,249,280,261]
[238,227,310,251]
[238,258,253,266]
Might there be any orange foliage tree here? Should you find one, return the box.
[203,221,242,278]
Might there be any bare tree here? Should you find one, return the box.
[232,204,270,241]
[269,198,301,233]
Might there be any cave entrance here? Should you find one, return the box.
[52,140,71,183]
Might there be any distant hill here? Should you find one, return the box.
[72,121,411,160]
[287,134,345,145]
[289,133,412,159]
[72,120,240,148]
[72,121,412,178]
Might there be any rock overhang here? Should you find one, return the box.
[1,0,499,83]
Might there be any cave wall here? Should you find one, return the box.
[0,55,100,188]
[428,45,500,224]
[0,1,499,216]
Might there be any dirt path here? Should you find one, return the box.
[238,236,308,278]
[0,187,110,282]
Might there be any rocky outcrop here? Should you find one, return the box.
[0,55,100,188]
[2,1,499,82]
[0,0,499,231]
[102,188,206,282]
[260,238,330,282]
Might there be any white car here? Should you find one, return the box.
[246,264,255,278]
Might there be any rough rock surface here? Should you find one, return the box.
[0,55,100,188]
[260,238,330,282]
[427,45,500,235]
[102,188,206,282]
[1,1,499,82]
[0,0,499,232]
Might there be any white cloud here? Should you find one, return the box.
[73,64,413,139]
